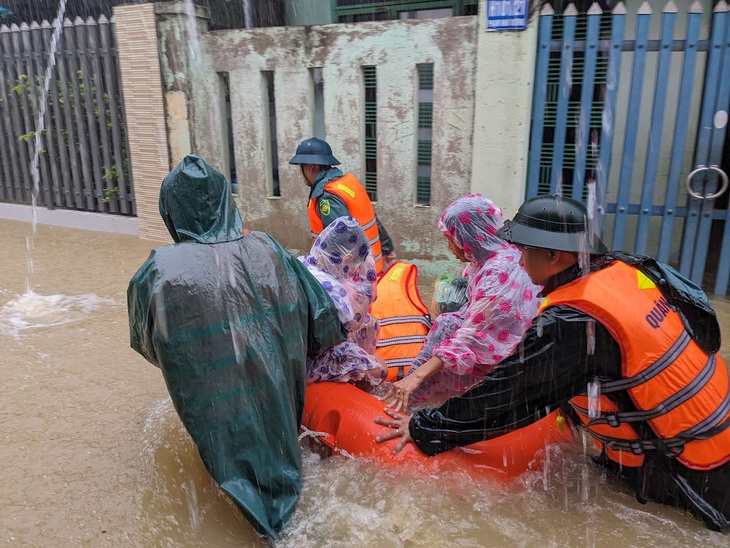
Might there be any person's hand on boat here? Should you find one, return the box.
[380,356,443,412]
[380,374,420,412]
[374,408,413,454]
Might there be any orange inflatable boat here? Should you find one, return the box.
[302,382,572,480]
[301,261,572,480]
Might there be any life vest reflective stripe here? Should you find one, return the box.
[307,173,384,273]
[370,262,432,381]
[543,260,730,471]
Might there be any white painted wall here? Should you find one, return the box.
[470,0,537,219]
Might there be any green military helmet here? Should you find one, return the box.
[288,137,341,166]
[496,194,608,254]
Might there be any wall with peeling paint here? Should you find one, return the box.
[188,16,478,257]
[120,1,539,255]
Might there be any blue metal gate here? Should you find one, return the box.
[528,1,730,295]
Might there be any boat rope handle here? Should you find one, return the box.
[298,425,331,442]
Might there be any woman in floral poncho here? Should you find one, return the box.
[301,216,387,386]
[382,194,541,410]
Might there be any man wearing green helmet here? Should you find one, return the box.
[289,137,396,274]
[376,194,730,532]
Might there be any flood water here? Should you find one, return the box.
[2,218,729,546]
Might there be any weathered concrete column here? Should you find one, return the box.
[113,3,172,242]
[155,1,211,167]
[470,0,537,217]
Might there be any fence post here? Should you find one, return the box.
[113,2,172,241]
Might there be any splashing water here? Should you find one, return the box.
[184,0,201,60]
[25,0,68,294]
[0,290,114,338]
[585,318,595,355]
[30,0,67,235]
[587,381,601,419]
[243,0,253,28]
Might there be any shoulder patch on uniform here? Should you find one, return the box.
[319,199,331,216]
[636,270,656,291]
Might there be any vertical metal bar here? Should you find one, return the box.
[0,25,23,203]
[0,26,15,202]
[67,17,94,211]
[87,16,116,214]
[635,2,677,255]
[611,1,652,252]
[710,8,730,294]
[76,17,104,213]
[42,19,73,209]
[571,2,602,200]
[657,2,702,265]
[7,25,32,203]
[595,3,627,236]
[526,4,554,198]
[679,3,728,279]
[57,18,83,209]
[15,24,38,203]
[31,20,60,209]
[102,15,130,215]
[550,4,578,195]
[0,72,8,200]
[694,6,730,286]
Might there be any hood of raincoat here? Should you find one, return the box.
[159,154,243,243]
[300,217,378,331]
[438,194,507,265]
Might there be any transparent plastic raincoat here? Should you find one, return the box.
[406,194,541,406]
[127,155,344,538]
[300,216,386,384]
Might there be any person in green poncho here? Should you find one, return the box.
[127,155,345,539]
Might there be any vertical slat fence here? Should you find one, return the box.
[0,15,134,215]
[528,0,730,295]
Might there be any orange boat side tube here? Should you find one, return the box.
[302,382,573,481]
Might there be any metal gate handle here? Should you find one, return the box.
[686,165,729,200]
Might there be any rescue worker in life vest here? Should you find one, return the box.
[289,137,396,274]
[375,194,730,532]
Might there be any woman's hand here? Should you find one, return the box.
[379,356,443,412]
[380,374,422,413]
[374,408,413,454]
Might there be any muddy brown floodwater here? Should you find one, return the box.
[1,218,729,546]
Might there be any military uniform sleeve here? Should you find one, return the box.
[409,305,620,456]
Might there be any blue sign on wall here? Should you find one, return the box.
[487,0,528,31]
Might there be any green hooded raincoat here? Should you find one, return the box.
[127,155,344,538]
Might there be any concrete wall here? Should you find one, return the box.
[191,16,479,257]
[112,1,540,254]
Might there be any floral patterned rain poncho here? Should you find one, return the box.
[301,217,387,385]
[406,194,541,407]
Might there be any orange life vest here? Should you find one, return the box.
[370,262,432,381]
[540,260,730,470]
[308,173,384,274]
